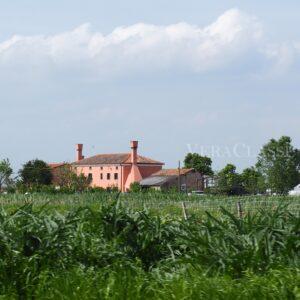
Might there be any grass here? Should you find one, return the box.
[0,193,299,299]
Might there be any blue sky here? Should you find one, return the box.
[1,1,300,173]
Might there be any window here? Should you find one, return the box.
[116,166,118,170]
[88,173,93,182]
[100,167,103,170]
[100,173,103,180]
[107,173,111,180]
[114,173,118,180]
[89,166,92,170]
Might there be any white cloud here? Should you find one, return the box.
[0,8,297,78]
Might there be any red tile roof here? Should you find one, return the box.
[48,163,67,169]
[72,153,164,166]
[152,168,194,176]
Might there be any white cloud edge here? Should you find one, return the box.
[0,8,298,77]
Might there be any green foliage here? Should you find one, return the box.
[53,164,73,187]
[33,267,300,299]
[184,153,213,175]
[241,167,266,194]
[19,159,52,186]
[0,197,299,298]
[130,182,142,193]
[53,165,93,192]
[216,164,244,195]
[0,158,13,191]
[70,173,91,192]
[182,205,300,277]
[257,136,300,194]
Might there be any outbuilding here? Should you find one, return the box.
[140,168,203,192]
[289,184,300,196]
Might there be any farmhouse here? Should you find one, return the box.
[72,141,164,192]
[140,168,203,191]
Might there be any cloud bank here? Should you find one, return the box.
[0,8,299,78]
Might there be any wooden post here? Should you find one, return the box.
[237,201,243,218]
[182,201,188,220]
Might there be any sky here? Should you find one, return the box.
[0,0,300,173]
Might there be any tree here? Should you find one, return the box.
[54,165,73,187]
[0,159,13,191]
[184,153,213,175]
[19,159,53,186]
[130,182,142,193]
[217,164,243,195]
[241,167,266,195]
[256,136,300,194]
[50,165,91,191]
[70,173,91,192]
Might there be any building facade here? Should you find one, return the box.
[72,141,164,192]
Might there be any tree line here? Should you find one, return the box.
[0,159,94,193]
[184,136,300,195]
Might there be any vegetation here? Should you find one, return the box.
[0,136,299,298]
[0,159,13,191]
[257,136,300,194]
[204,136,300,196]
[19,159,52,186]
[1,136,299,197]
[184,153,213,175]
[130,182,142,192]
[54,165,92,191]
[216,164,243,195]
[241,167,265,195]
[0,194,299,299]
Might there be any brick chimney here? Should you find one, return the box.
[130,141,138,165]
[125,140,142,190]
[76,144,84,161]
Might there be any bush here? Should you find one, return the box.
[129,182,142,193]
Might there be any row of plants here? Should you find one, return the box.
[0,198,299,298]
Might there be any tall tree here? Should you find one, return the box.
[184,153,213,175]
[19,159,53,186]
[241,167,266,195]
[256,136,300,194]
[217,164,243,195]
[0,159,13,191]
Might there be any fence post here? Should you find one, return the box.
[182,201,188,220]
[237,201,243,218]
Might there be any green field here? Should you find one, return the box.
[0,193,299,299]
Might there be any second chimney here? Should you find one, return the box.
[76,144,84,161]
[130,141,138,165]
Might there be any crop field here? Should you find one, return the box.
[1,192,300,214]
[0,193,299,299]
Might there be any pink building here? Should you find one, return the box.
[72,141,164,192]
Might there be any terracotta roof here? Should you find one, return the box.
[48,163,67,169]
[152,168,194,176]
[72,153,164,166]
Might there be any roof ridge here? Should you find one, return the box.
[72,152,164,165]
